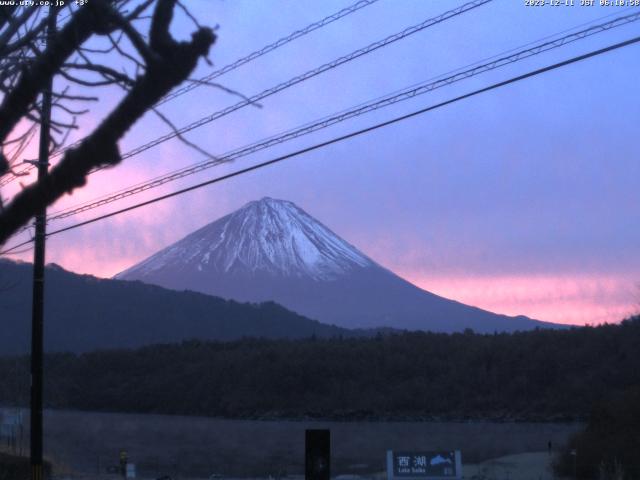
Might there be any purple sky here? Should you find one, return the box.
[3,0,640,325]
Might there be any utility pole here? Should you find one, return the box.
[30,7,56,480]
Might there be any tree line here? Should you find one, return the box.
[0,316,638,422]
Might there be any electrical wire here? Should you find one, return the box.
[3,33,638,255]
[40,10,640,223]
[114,0,493,161]
[45,6,639,220]
[0,0,382,186]
[157,0,382,105]
[1,0,490,190]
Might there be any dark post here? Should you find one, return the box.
[120,449,128,478]
[305,429,330,480]
[30,8,56,480]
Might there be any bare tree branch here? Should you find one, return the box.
[151,106,219,161]
[0,2,111,143]
[0,7,37,54]
[0,0,216,244]
[186,77,263,108]
[107,6,158,65]
[63,62,136,87]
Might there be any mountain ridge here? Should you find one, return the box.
[0,258,352,354]
[117,197,560,332]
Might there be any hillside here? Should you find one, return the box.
[0,259,349,354]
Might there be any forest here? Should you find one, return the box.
[0,316,638,421]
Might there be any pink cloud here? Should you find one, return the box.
[403,272,638,326]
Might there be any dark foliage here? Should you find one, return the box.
[0,259,350,354]
[554,387,640,479]
[0,316,638,421]
[0,453,50,480]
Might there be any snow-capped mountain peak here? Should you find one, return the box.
[116,197,553,333]
[117,197,375,281]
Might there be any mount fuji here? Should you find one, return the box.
[116,197,556,332]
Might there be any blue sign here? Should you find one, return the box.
[387,451,462,480]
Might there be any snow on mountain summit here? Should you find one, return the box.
[116,197,554,332]
[117,197,375,281]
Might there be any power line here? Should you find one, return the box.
[0,0,382,186]
[115,0,492,161]
[40,10,640,224]
[157,0,382,105]
[46,7,639,219]
[2,0,491,187]
[3,33,638,255]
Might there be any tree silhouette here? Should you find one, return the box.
[0,0,215,245]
